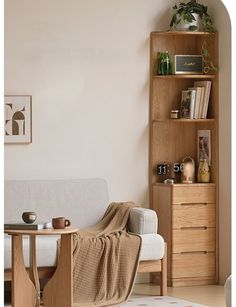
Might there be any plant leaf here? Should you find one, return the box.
[189,25,198,31]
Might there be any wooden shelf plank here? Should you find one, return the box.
[151,31,216,36]
[153,182,216,187]
[153,75,216,79]
[153,119,215,123]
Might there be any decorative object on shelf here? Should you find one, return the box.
[164,178,175,184]
[198,129,211,165]
[157,162,183,182]
[201,39,218,74]
[170,110,180,119]
[181,156,195,183]
[157,51,171,75]
[52,217,71,229]
[171,55,203,74]
[197,159,211,183]
[22,211,37,224]
[180,90,196,119]
[170,0,215,32]
[4,95,32,144]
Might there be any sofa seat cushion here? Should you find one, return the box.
[139,234,165,261]
[4,233,164,269]
[4,235,60,269]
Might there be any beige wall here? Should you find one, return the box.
[5,0,231,284]
[4,0,172,206]
[204,0,232,284]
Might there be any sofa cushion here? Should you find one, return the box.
[128,208,158,234]
[139,234,165,261]
[5,179,109,229]
[4,233,164,269]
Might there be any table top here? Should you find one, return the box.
[4,227,79,235]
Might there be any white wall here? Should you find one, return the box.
[4,0,172,206]
[5,0,231,284]
[204,0,232,285]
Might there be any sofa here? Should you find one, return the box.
[4,178,167,295]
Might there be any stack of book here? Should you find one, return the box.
[4,221,52,230]
[180,81,212,119]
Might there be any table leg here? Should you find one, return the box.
[12,235,37,307]
[29,235,40,307]
[43,234,73,307]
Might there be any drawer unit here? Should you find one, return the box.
[172,252,216,279]
[172,227,216,253]
[153,183,217,286]
[172,185,216,204]
[172,202,216,228]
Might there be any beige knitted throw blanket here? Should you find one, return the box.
[72,202,141,307]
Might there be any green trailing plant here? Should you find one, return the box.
[170,0,215,32]
[201,39,218,73]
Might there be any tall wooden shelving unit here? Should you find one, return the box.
[149,31,219,287]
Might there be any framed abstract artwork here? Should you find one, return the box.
[198,129,211,166]
[4,95,32,144]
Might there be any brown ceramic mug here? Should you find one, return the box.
[52,217,71,229]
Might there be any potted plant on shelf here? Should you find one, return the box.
[170,0,215,32]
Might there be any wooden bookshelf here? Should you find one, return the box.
[149,31,219,287]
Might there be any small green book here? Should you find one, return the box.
[4,222,52,230]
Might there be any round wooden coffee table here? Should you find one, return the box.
[5,227,79,307]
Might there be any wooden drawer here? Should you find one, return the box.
[172,252,215,279]
[172,202,216,228]
[172,185,215,204]
[172,227,216,253]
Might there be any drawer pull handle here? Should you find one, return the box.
[180,251,208,255]
[180,203,207,206]
[180,227,207,231]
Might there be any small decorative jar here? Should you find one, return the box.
[22,212,37,224]
[171,110,179,119]
[181,156,195,184]
[197,159,210,183]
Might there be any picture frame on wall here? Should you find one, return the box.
[198,129,211,166]
[4,95,32,144]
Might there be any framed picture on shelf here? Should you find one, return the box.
[180,90,196,119]
[198,130,211,165]
[4,95,32,144]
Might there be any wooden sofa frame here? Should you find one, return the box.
[4,243,167,296]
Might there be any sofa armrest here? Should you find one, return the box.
[128,208,158,234]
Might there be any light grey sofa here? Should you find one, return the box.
[4,179,167,294]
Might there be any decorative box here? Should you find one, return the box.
[171,55,203,74]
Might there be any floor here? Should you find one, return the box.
[133,284,226,307]
[4,284,226,307]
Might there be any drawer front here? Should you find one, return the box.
[172,202,216,228]
[172,185,215,204]
[172,227,216,253]
[172,252,215,279]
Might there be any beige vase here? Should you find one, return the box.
[175,13,201,31]
[197,159,211,183]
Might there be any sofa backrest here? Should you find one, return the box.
[5,179,109,228]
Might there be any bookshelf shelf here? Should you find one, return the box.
[153,74,216,80]
[151,31,216,36]
[152,182,216,187]
[153,119,215,123]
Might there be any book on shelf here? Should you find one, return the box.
[4,221,52,230]
[188,87,202,119]
[194,81,212,119]
[180,89,196,119]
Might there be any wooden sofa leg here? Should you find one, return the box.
[160,243,167,296]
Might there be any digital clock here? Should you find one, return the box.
[156,162,184,176]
